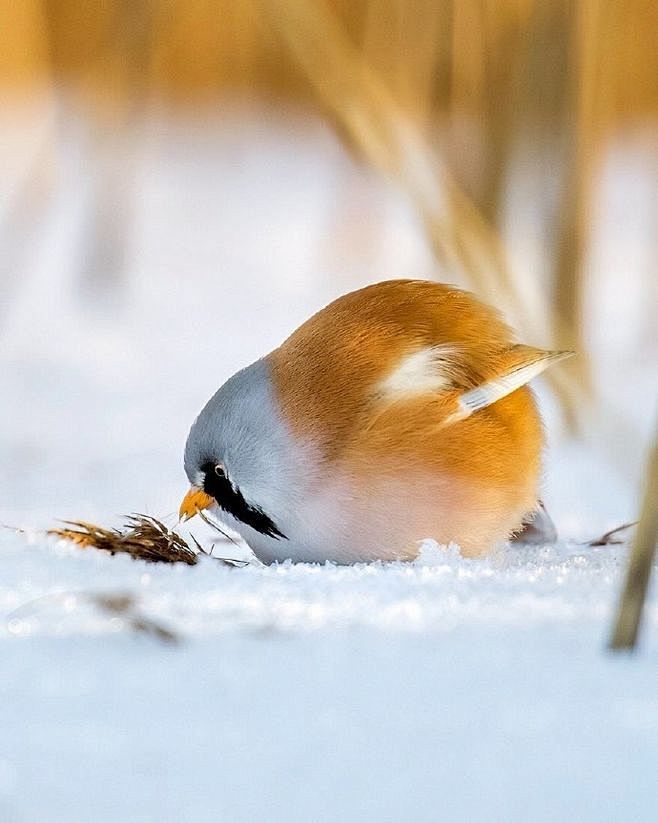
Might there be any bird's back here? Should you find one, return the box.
[270,279,518,448]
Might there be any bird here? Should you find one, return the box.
[179,279,571,563]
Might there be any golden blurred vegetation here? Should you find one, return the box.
[2,0,657,422]
[4,1,658,117]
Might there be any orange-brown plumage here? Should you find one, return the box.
[182,280,569,562]
[271,280,516,448]
[268,280,554,557]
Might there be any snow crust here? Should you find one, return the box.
[2,530,658,823]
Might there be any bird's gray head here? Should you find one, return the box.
[183,358,311,541]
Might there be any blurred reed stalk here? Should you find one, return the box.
[609,428,658,651]
[260,0,586,419]
[551,0,605,420]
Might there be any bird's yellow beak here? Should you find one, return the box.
[179,487,214,522]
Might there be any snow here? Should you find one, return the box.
[1,96,657,822]
[3,533,658,822]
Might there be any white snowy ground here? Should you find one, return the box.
[1,97,657,822]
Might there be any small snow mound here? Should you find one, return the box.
[413,538,462,566]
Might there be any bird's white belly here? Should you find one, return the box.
[212,472,510,564]
[214,499,384,565]
[207,489,399,564]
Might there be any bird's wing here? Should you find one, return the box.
[364,343,572,436]
[374,343,572,412]
[442,346,573,426]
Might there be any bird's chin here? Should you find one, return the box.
[206,506,284,563]
[209,507,298,563]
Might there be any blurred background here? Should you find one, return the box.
[1,0,656,533]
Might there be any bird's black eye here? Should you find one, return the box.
[199,459,286,540]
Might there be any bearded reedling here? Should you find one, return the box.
[180,280,570,563]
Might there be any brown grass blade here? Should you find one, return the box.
[584,521,637,547]
[90,592,180,644]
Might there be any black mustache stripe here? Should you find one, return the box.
[201,463,286,540]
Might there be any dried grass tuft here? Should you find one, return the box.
[49,513,250,567]
[49,514,199,565]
